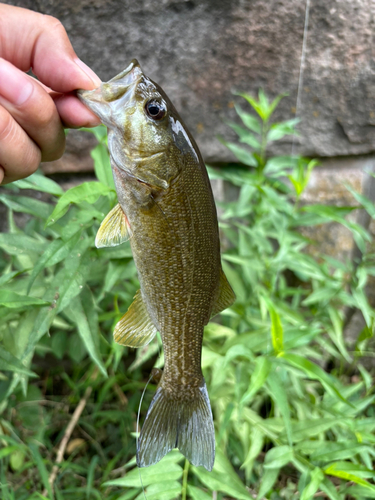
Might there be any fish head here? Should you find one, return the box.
[77,59,184,159]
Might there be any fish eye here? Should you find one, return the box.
[145,100,166,120]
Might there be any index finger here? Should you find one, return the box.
[0,4,101,93]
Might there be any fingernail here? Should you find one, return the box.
[0,166,4,184]
[0,58,34,106]
[75,59,101,88]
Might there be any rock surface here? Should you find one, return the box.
[6,0,375,164]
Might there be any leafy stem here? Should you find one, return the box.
[181,458,190,500]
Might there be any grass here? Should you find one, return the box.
[0,91,374,499]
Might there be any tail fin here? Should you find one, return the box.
[137,381,215,471]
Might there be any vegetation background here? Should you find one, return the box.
[0,90,374,500]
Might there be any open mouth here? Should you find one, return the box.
[77,59,143,122]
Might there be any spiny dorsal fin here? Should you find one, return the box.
[211,268,236,318]
[114,290,157,347]
[95,203,132,248]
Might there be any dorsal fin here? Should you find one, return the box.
[211,268,236,318]
[114,290,158,347]
[95,203,132,248]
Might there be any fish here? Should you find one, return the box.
[77,59,235,471]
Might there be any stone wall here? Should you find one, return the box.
[5,0,375,163]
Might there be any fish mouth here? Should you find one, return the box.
[77,59,143,123]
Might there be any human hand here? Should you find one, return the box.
[0,4,102,184]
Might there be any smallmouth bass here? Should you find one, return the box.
[78,60,235,471]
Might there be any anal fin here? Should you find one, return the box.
[96,203,132,248]
[114,290,157,347]
[211,268,236,318]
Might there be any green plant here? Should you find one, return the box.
[207,90,375,499]
[0,92,374,500]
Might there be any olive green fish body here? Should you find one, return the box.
[117,154,220,380]
[78,60,235,470]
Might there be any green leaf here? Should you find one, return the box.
[104,452,183,487]
[11,171,64,195]
[267,92,287,118]
[25,243,91,356]
[264,155,297,175]
[301,204,370,252]
[327,306,351,362]
[226,121,261,149]
[263,445,293,469]
[279,353,352,406]
[300,468,324,500]
[311,442,371,462]
[270,307,283,354]
[320,478,341,500]
[27,231,82,293]
[135,481,181,500]
[191,451,251,500]
[0,290,50,309]
[0,270,27,287]
[240,356,271,405]
[90,142,116,189]
[45,181,114,226]
[10,448,25,471]
[267,370,293,446]
[219,139,258,167]
[324,463,375,491]
[235,91,267,120]
[351,288,373,327]
[242,427,264,477]
[234,104,261,133]
[256,467,280,500]
[345,485,375,499]
[290,418,343,441]
[322,461,374,479]
[0,195,52,219]
[0,445,19,459]
[267,119,299,142]
[187,485,213,500]
[86,455,99,499]
[302,286,339,306]
[0,233,45,255]
[263,297,284,353]
[344,182,375,218]
[65,293,107,377]
[29,443,52,499]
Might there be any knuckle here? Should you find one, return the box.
[0,109,17,143]
[37,100,57,129]
[42,15,66,34]
[24,147,42,175]
[41,131,66,162]
[0,107,41,176]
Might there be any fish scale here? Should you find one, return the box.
[77,59,235,471]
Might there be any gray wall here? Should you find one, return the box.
[5,0,375,162]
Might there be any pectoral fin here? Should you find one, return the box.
[211,268,236,318]
[114,290,157,347]
[95,203,132,248]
